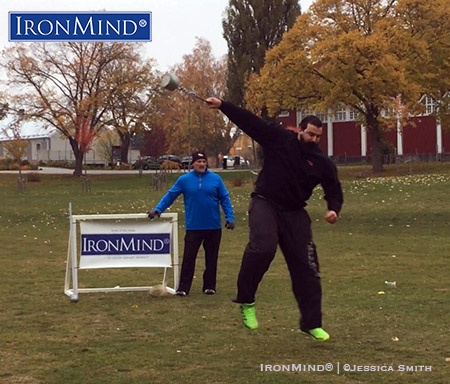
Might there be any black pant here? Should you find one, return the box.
[177,229,222,294]
[236,196,322,330]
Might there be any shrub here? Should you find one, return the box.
[118,163,131,170]
[160,160,181,171]
[27,172,41,182]
[0,158,14,170]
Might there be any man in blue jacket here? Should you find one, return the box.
[148,151,235,296]
[206,98,343,341]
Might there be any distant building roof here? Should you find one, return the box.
[0,119,56,141]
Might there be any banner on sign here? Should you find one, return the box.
[79,220,172,269]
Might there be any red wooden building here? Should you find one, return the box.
[277,105,450,163]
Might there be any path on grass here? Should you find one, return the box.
[0,166,243,175]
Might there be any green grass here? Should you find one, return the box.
[0,165,449,384]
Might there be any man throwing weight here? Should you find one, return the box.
[207,98,343,341]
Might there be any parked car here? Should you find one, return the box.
[180,156,193,169]
[157,155,182,169]
[157,155,181,164]
[222,155,249,169]
[131,156,160,170]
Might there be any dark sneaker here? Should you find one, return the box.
[176,291,187,296]
[239,303,258,330]
[203,289,216,295]
[301,327,330,341]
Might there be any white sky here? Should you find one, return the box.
[0,0,314,72]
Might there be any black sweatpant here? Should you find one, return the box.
[236,196,323,330]
[177,229,222,294]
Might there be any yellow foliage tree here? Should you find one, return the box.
[160,38,236,165]
[246,0,450,172]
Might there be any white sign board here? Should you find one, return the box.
[79,220,172,269]
[64,212,179,302]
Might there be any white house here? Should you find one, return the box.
[0,121,140,166]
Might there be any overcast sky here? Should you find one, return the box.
[1,0,314,72]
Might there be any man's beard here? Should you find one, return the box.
[300,136,319,152]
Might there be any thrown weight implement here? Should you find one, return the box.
[160,73,209,103]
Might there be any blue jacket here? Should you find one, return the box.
[154,169,234,230]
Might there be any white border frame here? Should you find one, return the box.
[64,211,179,302]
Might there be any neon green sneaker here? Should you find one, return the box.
[301,327,330,341]
[239,303,258,330]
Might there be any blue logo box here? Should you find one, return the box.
[81,233,170,256]
[9,12,152,42]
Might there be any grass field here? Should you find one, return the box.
[0,163,449,384]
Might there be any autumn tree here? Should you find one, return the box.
[0,107,29,190]
[103,57,163,164]
[95,128,119,167]
[141,127,168,159]
[222,0,301,106]
[161,38,236,165]
[394,0,450,131]
[1,42,147,176]
[246,0,450,172]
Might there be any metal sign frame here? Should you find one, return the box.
[64,211,179,302]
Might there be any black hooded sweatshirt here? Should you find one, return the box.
[219,101,343,214]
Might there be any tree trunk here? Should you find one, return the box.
[73,152,85,176]
[69,138,85,176]
[120,137,130,164]
[366,114,384,173]
[119,131,131,164]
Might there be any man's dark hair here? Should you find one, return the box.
[299,115,322,130]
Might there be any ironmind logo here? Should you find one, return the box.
[81,233,170,256]
[9,12,152,42]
